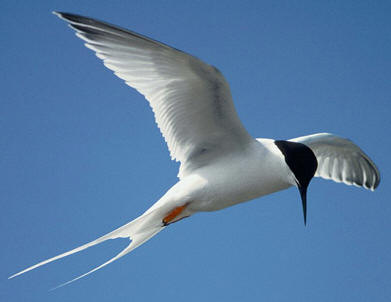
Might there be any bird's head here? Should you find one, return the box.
[274,140,318,225]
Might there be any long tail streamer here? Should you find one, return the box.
[9,209,165,288]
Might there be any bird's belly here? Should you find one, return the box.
[195,178,291,212]
[187,155,293,212]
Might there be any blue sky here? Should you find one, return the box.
[1,1,390,301]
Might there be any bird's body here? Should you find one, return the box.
[149,139,293,216]
[9,12,380,287]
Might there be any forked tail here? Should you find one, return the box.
[9,207,166,288]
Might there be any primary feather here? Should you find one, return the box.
[290,133,380,190]
[54,12,251,178]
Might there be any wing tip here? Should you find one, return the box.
[52,11,66,20]
[53,11,76,24]
[53,11,88,24]
[364,158,381,191]
[373,167,381,190]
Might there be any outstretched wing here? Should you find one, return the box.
[290,133,380,190]
[54,12,252,178]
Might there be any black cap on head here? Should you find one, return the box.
[274,140,318,225]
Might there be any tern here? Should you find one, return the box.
[9,12,380,287]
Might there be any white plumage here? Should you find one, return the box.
[9,12,380,287]
[67,13,251,179]
[290,133,379,190]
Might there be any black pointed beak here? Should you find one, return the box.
[298,185,307,226]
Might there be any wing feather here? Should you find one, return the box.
[290,133,380,190]
[55,12,252,178]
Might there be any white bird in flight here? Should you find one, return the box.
[9,12,380,287]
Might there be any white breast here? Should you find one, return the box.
[187,139,296,212]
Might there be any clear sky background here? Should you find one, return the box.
[1,1,390,301]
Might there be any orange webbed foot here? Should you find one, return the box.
[162,204,188,226]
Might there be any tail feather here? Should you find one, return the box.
[50,228,162,290]
[9,208,165,283]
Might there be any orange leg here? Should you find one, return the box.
[163,204,188,226]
